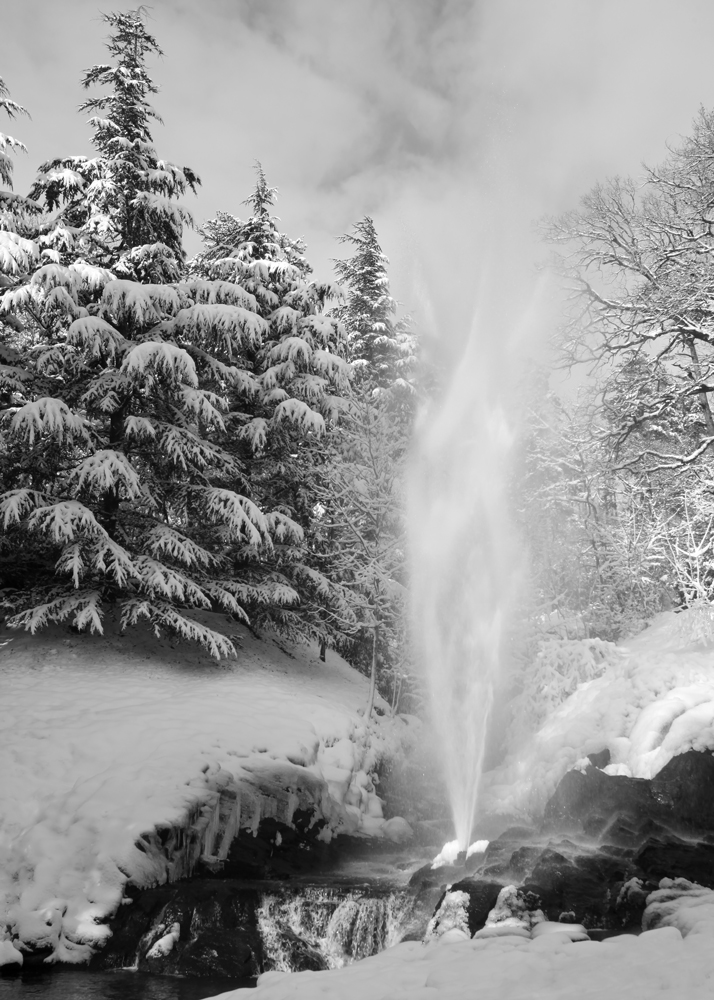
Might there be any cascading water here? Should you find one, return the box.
[256,886,414,971]
[409,314,521,851]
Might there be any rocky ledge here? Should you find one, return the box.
[422,749,714,939]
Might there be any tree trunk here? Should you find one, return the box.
[319,639,326,661]
[391,671,402,716]
[688,339,714,438]
[102,406,127,541]
[365,625,378,721]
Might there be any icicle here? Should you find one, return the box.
[201,799,221,858]
[216,791,241,860]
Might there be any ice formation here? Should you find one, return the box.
[483,609,714,819]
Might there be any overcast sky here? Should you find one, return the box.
[4,0,714,356]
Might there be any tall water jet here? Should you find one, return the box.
[409,306,521,850]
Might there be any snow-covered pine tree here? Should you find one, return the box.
[188,166,356,647]
[0,12,329,656]
[310,218,418,713]
[311,396,410,716]
[333,216,415,393]
[0,75,40,282]
[1,75,45,594]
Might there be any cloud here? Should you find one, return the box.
[5,0,714,314]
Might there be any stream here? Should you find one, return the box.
[0,971,250,1000]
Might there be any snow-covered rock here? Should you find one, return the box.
[145,921,180,958]
[484,609,714,820]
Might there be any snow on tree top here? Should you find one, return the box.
[270,305,300,333]
[0,489,44,530]
[177,386,226,426]
[178,278,256,311]
[265,510,304,543]
[65,316,128,360]
[268,335,313,365]
[43,167,85,193]
[273,398,326,435]
[70,260,115,290]
[312,349,349,378]
[133,556,211,607]
[174,303,267,351]
[26,500,107,543]
[122,341,198,387]
[70,450,142,499]
[202,488,269,546]
[10,397,89,445]
[101,280,181,325]
[290,374,328,400]
[240,417,268,451]
[0,231,38,275]
[146,524,215,567]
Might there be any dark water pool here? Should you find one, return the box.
[0,970,254,1000]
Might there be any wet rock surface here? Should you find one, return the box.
[91,880,264,979]
[93,831,426,980]
[543,750,714,841]
[425,750,714,939]
[441,880,503,936]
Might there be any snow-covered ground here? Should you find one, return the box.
[0,612,414,966]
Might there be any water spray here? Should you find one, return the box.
[409,303,521,853]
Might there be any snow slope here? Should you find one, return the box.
[0,612,414,965]
[484,608,714,819]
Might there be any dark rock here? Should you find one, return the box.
[650,752,714,833]
[408,862,441,888]
[598,815,674,849]
[91,879,263,979]
[14,946,54,970]
[479,844,542,882]
[543,767,653,839]
[519,845,649,931]
[198,813,335,880]
[543,751,714,845]
[446,879,502,935]
[635,837,714,889]
[588,749,611,769]
[400,882,446,941]
[506,846,543,880]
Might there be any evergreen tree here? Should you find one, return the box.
[0,75,28,197]
[311,218,418,713]
[333,217,415,392]
[312,397,410,715]
[0,75,39,277]
[0,11,341,656]
[187,166,355,645]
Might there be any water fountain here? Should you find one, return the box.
[409,305,522,853]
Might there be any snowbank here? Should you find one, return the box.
[0,614,414,965]
[484,609,714,819]
[210,880,714,1000]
